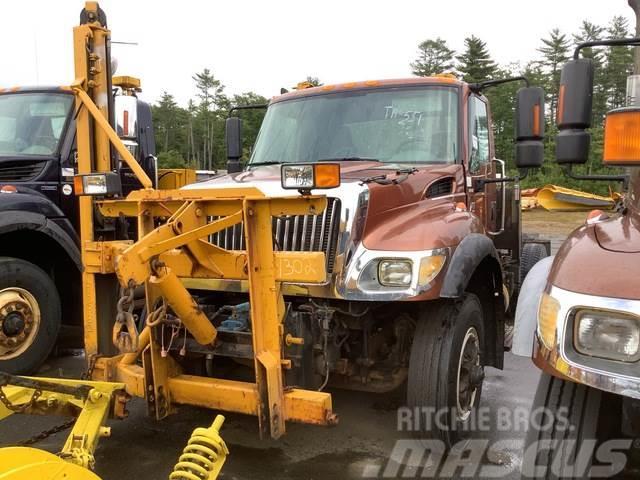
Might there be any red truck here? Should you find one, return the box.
[515,36,640,478]
[178,75,549,446]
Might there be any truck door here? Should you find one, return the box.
[467,95,499,234]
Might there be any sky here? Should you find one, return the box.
[0,0,636,106]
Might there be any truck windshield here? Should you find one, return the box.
[0,93,73,157]
[250,86,459,166]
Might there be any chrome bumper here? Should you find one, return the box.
[533,286,640,400]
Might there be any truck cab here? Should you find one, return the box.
[179,75,547,446]
[0,80,156,374]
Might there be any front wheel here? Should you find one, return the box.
[407,294,485,448]
[522,373,630,479]
[0,257,61,374]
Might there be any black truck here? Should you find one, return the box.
[0,78,157,374]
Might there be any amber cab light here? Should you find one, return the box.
[603,108,640,165]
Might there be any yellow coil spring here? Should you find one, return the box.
[169,415,229,480]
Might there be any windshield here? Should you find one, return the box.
[250,86,459,166]
[0,93,73,157]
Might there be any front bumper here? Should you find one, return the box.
[533,286,640,400]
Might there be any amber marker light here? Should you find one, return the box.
[603,107,640,165]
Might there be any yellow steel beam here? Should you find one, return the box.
[73,87,152,189]
[244,199,286,438]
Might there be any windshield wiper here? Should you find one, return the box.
[318,157,381,162]
[248,161,283,167]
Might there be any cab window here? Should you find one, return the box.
[469,96,490,173]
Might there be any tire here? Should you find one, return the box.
[407,294,485,448]
[521,373,629,479]
[520,243,549,288]
[0,257,61,374]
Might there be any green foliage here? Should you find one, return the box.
[456,36,497,82]
[157,149,188,169]
[304,76,323,87]
[407,17,634,194]
[411,38,456,76]
[151,70,268,171]
[537,28,571,121]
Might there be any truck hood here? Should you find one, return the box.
[549,222,640,301]
[595,215,640,253]
[184,161,462,214]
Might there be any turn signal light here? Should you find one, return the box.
[603,108,640,165]
[538,292,560,350]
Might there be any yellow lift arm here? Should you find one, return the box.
[0,373,227,480]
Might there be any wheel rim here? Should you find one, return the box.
[456,327,483,421]
[0,288,41,360]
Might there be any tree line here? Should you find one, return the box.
[410,17,634,193]
[152,17,634,193]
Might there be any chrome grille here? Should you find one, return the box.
[0,160,46,182]
[210,197,341,272]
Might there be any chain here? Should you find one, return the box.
[18,418,77,446]
[113,285,139,353]
[0,382,41,413]
[1,353,101,447]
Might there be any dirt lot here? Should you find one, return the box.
[0,210,587,479]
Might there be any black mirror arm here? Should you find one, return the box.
[574,37,640,59]
[562,165,630,189]
[473,176,518,192]
[228,104,269,117]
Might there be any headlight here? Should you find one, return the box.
[378,260,412,287]
[538,292,560,349]
[73,173,121,196]
[281,163,340,191]
[574,309,640,362]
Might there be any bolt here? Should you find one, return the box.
[195,208,203,217]
[89,390,103,403]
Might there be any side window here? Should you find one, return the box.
[469,96,490,173]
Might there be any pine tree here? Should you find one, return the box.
[537,28,571,122]
[192,69,227,169]
[410,38,456,77]
[456,36,497,83]
[573,21,607,125]
[604,16,634,108]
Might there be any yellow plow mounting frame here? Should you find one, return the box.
[68,0,334,441]
[88,189,337,439]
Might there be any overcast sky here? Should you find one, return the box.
[0,1,636,106]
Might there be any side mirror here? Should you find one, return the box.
[556,58,594,164]
[225,117,243,173]
[515,86,545,169]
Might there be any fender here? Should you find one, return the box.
[0,210,81,271]
[512,255,555,357]
[440,233,502,298]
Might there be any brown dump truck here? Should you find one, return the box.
[515,37,640,478]
[183,75,549,445]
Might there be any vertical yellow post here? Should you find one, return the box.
[73,3,113,360]
[244,199,286,439]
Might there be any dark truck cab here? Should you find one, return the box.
[0,80,156,374]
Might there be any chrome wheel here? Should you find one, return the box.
[456,326,483,421]
[0,288,41,360]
